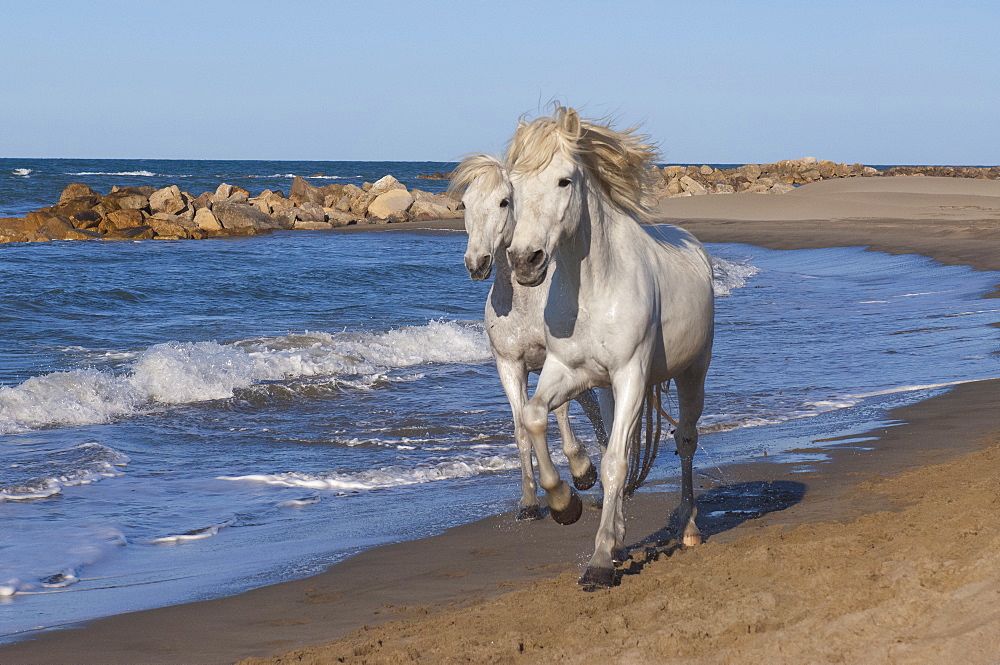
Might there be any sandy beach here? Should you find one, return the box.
[3,176,998,665]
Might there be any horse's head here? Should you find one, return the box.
[449,155,513,281]
[505,106,657,287]
[506,108,585,287]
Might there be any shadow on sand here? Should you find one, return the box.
[617,480,806,584]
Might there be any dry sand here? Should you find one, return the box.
[2,176,998,665]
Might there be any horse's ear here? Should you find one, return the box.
[561,108,581,138]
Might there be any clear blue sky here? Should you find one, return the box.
[2,0,997,164]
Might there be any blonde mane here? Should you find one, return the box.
[506,106,659,219]
[447,153,507,198]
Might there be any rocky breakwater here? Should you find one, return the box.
[0,175,463,245]
[650,158,1000,198]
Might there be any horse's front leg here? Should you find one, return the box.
[553,401,597,491]
[579,368,646,589]
[521,358,589,525]
[494,357,540,521]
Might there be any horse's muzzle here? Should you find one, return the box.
[507,248,548,287]
[464,254,493,281]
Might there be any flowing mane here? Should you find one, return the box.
[506,106,659,219]
[447,153,506,198]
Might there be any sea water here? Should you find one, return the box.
[1,160,998,641]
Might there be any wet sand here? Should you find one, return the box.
[3,176,998,665]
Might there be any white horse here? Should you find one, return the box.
[449,154,607,521]
[505,108,715,589]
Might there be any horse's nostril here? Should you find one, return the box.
[528,250,544,267]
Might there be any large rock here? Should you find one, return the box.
[679,175,707,196]
[212,202,279,231]
[293,220,333,230]
[59,182,98,203]
[295,202,326,224]
[289,176,325,206]
[323,209,360,227]
[149,185,187,215]
[103,187,149,212]
[367,189,414,221]
[194,208,222,231]
[739,164,762,181]
[148,212,197,238]
[408,191,463,220]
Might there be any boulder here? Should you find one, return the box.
[408,191,463,220]
[192,192,214,210]
[103,208,147,231]
[213,183,235,201]
[103,187,149,212]
[699,165,713,176]
[296,202,327,223]
[59,182,98,203]
[770,182,796,194]
[212,202,279,231]
[739,164,762,181]
[367,189,414,220]
[104,225,155,240]
[679,175,707,196]
[293,220,333,230]
[148,212,196,238]
[289,176,325,206]
[149,185,186,215]
[194,208,222,231]
[271,209,298,229]
[36,214,78,239]
[323,209,360,227]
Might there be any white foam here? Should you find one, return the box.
[12,168,32,176]
[0,321,490,434]
[220,455,521,492]
[67,170,160,177]
[0,526,126,597]
[146,521,231,545]
[711,256,760,297]
[0,443,130,501]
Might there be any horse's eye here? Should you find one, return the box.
[456,201,466,211]
[499,198,509,208]
[558,178,572,188]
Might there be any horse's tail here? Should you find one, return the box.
[624,381,676,497]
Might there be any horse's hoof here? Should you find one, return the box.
[578,566,616,590]
[682,531,703,547]
[516,505,543,521]
[572,463,597,491]
[549,489,583,525]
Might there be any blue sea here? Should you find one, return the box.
[1,159,998,642]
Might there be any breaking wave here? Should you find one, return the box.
[0,320,490,434]
[220,455,521,492]
[0,443,130,501]
[711,256,761,297]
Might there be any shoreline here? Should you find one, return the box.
[2,176,998,664]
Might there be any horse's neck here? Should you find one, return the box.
[489,243,516,314]
[553,188,635,300]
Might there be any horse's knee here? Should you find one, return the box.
[522,402,548,437]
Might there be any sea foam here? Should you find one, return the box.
[0,320,490,434]
[220,455,521,492]
[0,443,130,501]
[711,256,761,297]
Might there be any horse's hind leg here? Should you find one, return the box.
[674,353,710,547]
[495,358,541,521]
[553,402,597,491]
[574,388,608,451]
